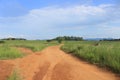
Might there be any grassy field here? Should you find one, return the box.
[61,41,120,73]
[0,40,58,60]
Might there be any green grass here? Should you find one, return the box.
[5,40,58,52]
[7,70,22,80]
[0,40,58,60]
[61,41,120,73]
[0,45,24,60]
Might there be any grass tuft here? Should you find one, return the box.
[7,69,22,80]
[0,40,58,60]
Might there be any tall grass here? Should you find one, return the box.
[61,41,120,73]
[0,40,58,60]
[5,40,58,52]
[0,45,24,60]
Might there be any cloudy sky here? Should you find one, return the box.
[0,0,120,39]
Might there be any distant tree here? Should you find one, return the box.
[46,40,52,43]
[1,38,26,40]
[101,38,120,41]
[58,38,62,43]
[53,36,83,41]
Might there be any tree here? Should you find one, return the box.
[54,36,83,41]
[58,38,63,43]
[46,40,52,43]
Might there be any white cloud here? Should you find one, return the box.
[0,4,120,39]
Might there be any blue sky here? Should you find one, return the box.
[0,0,120,39]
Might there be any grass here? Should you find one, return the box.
[0,40,58,60]
[61,41,120,74]
[6,40,58,51]
[0,45,24,60]
[7,69,22,80]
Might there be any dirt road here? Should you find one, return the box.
[0,46,119,80]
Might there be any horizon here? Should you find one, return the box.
[0,36,119,40]
[0,0,120,39]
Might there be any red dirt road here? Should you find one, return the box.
[0,61,14,80]
[0,46,119,80]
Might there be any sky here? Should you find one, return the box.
[0,0,120,39]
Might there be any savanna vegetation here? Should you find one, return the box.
[61,41,120,74]
[0,40,58,60]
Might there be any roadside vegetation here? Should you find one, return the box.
[7,69,22,80]
[0,45,24,60]
[5,40,58,51]
[0,36,82,60]
[61,41,120,73]
[0,40,58,60]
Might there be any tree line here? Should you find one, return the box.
[100,39,120,41]
[54,36,83,41]
[1,38,26,40]
[47,36,83,43]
